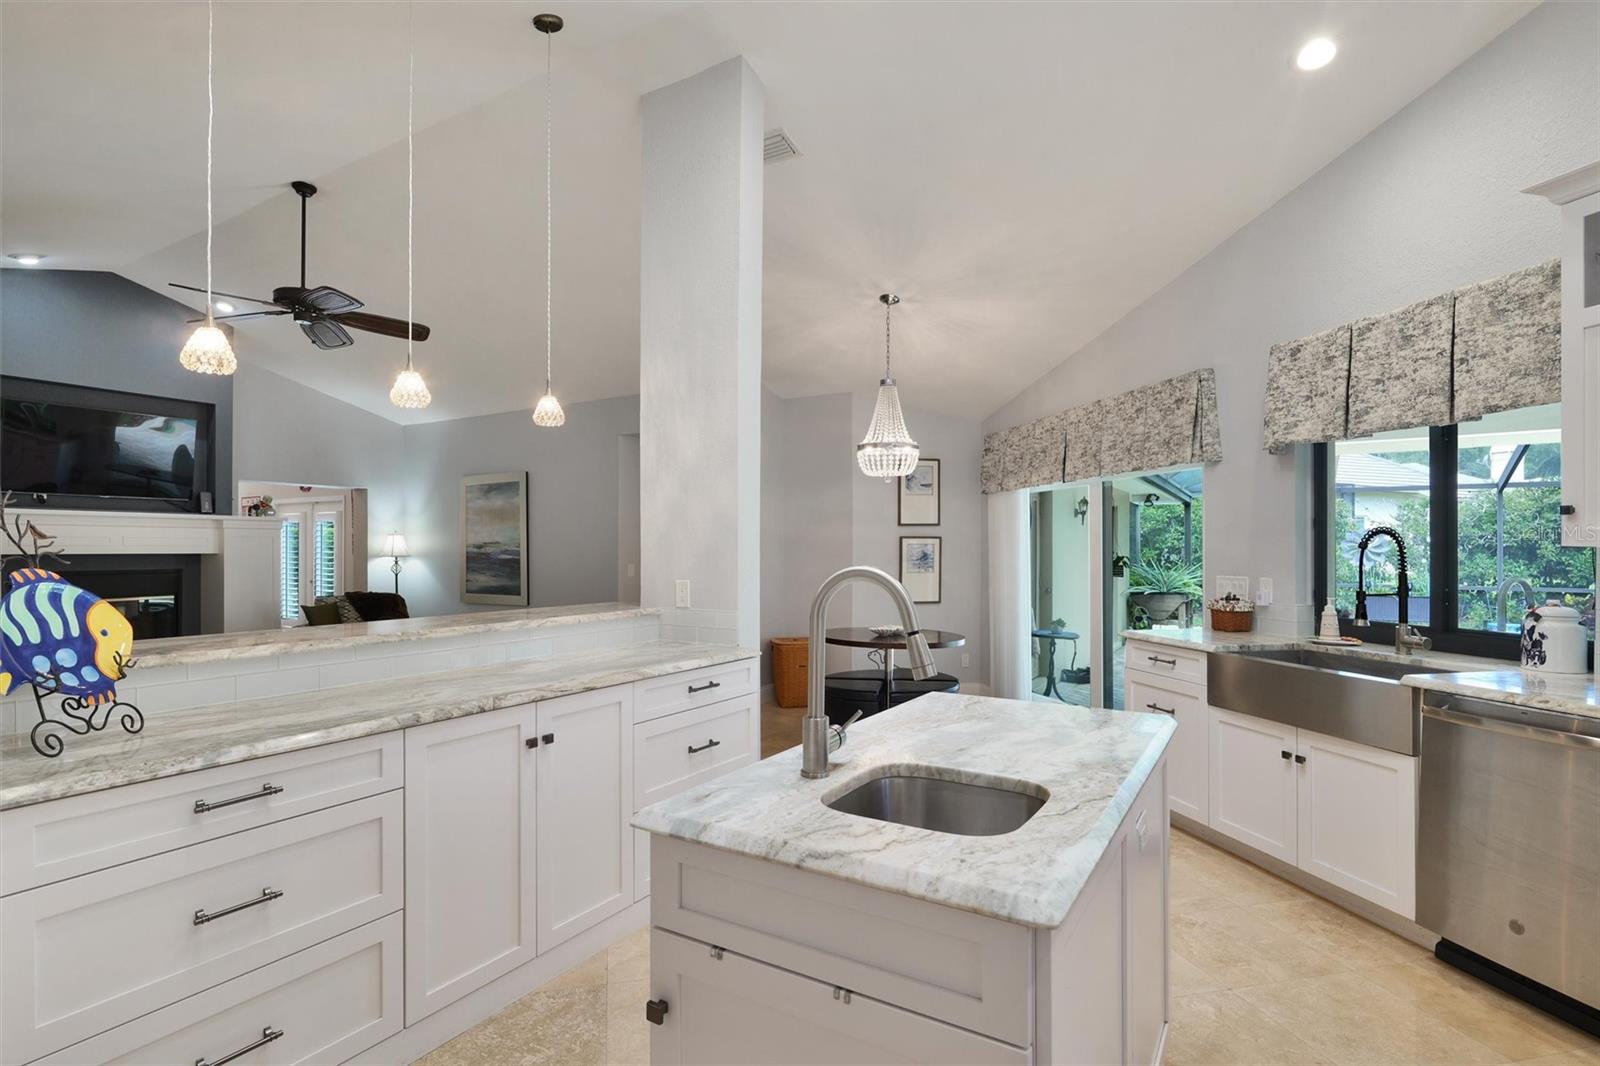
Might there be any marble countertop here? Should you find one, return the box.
[633,692,1175,929]
[0,641,754,810]
[1400,670,1600,720]
[131,603,658,668]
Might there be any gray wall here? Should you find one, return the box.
[400,394,641,618]
[0,269,235,512]
[983,0,1599,635]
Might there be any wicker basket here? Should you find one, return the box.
[770,637,809,708]
[1209,608,1255,633]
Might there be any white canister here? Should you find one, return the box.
[1520,600,1589,675]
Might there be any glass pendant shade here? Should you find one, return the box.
[389,367,432,409]
[178,324,237,376]
[532,391,566,427]
[856,379,919,480]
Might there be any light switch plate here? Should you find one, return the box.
[674,579,691,608]
[1255,578,1274,606]
[1217,575,1250,601]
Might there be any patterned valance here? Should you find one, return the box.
[1261,259,1561,451]
[981,369,1221,494]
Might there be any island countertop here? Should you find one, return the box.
[0,640,753,810]
[633,692,1174,928]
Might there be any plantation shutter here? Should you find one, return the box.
[314,517,337,599]
[280,519,302,620]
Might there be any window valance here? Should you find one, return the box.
[1261,260,1560,451]
[980,368,1221,494]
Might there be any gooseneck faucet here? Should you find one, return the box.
[805,566,937,779]
[1352,525,1431,654]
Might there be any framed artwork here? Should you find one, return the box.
[461,472,529,605]
[898,458,940,526]
[899,535,942,604]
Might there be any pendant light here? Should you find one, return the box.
[178,0,237,376]
[856,293,918,480]
[530,13,566,427]
[389,1,432,410]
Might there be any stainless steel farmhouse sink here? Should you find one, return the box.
[826,771,1048,836]
[1206,648,1422,755]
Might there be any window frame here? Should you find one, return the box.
[1313,426,1594,664]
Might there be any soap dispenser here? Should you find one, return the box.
[1319,599,1340,639]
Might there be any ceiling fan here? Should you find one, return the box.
[170,180,431,351]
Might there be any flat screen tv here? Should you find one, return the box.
[1,376,214,512]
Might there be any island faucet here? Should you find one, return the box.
[1495,577,1537,633]
[1352,525,1431,654]
[804,566,937,779]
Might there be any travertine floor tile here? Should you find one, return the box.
[1171,900,1349,991]
[1164,989,1335,1065]
[1247,894,1425,971]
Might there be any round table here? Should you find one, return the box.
[1031,627,1081,701]
[824,627,966,707]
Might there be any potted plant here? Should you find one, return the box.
[1127,559,1203,625]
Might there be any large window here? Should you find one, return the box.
[1317,404,1594,656]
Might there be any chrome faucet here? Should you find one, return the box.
[1353,525,1431,654]
[1495,577,1537,633]
[804,566,936,779]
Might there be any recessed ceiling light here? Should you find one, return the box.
[8,253,44,266]
[213,299,235,314]
[1296,37,1338,71]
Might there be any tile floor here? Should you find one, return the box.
[416,710,1600,1066]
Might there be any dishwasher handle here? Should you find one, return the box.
[1421,701,1600,750]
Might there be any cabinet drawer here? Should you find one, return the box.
[651,836,1032,1047]
[634,659,757,724]
[2,733,402,895]
[1125,640,1206,686]
[37,913,403,1066]
[651,928,1027,1064]
[2,791,403,1064]
[635,692,759,810]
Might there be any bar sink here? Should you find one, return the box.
[826,770,1047,836]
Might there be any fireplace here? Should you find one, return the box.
[9,555,203,639]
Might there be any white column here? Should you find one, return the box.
[639,58,764,647]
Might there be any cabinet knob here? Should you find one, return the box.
[542,733,555,746]
[526,737,539,749]
[1560,504,1576,516]
[1294,753,1307,765]
[1280,750,1292,760]
[645,998,670,1026]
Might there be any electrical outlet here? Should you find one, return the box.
[674,579,691,608]
[1217,575,1250,601]
[626,563,637,578]
[961,652,971,668]
[1254,578,1274,607]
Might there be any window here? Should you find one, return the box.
[276,499,346,624]
[1316,403,1594,657]
[314,517,337,599]
[280,518,302,621]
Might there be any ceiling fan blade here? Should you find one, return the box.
[168,282,281,308]
[299,318,353,350]
[300,286,363,314]
[185,310,290,324]
[336,311,430,342]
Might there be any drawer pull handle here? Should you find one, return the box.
[645,998,670,1025]
[1145,702,1175,715]
[193,783,283,814]
[1146,655,1178,666]
[196,1026,284,1066]
[688,680,722,694]
[194,887,283,926]
[687,738,722,754]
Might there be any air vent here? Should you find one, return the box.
[764,128,800,164]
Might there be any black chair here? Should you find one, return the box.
[824,668,961,726]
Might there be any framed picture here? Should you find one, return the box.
[899,535,942,604]
[461,472,529,605]
[898,458,940,526]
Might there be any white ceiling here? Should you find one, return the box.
[3,1,1535,423]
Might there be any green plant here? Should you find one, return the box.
[1127,559,1203,596]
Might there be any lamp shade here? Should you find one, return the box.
[383,532,409,558]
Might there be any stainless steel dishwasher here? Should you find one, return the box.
[1417,690,1600,1028]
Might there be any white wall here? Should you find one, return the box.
[398,395,640,619]
[983,0,1599,635]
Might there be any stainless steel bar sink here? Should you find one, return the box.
[1207,648,1422,755]
[826,771,1047,836]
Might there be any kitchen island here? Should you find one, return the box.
[634,691,1175,1064]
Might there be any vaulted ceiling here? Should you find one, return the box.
[2,1,1534,423]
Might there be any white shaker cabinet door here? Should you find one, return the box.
[404,703,539,1024]
[1295,728,1417,919]
[536,684,635,951]
[1208,708,1298,864]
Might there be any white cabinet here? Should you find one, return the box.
[1296,728,1417,918]
[404,703,538,1024]
[1126,672,1207,821]
[1208,707,1298,865]
[535,685,635,951]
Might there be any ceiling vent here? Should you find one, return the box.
[764,128,801,164]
